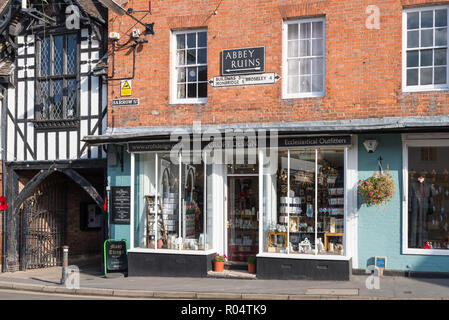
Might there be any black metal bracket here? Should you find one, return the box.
[124,9,154,35]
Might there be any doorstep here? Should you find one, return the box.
[207,269,257,280]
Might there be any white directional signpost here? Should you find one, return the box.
[209,73,281,87]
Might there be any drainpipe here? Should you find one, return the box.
[1,86,7,272]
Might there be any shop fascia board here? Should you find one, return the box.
[82,116,449,145]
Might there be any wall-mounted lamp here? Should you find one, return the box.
[363,139,379,153]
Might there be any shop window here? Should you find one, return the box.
[403,6,449,91]
[283,17,325,98]
[263,148,345,255]
[134,152,211,251]
[407,146,449,250]
[171,29,208,104]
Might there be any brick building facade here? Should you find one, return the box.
[86,0,449,279]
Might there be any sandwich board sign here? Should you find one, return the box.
[104,239,128,275]
[120,80,132,96]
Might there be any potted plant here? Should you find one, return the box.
[247,254,256,274]
[214,253,227,272]
[358,171,395,206]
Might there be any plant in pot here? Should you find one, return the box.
[247,254,256,274]
[214,253,227,272]
[358,170,395,207]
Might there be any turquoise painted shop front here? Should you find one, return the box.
[358,133,449,273]
[108,145,131,242]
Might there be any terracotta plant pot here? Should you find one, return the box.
[157,239,164,249]
[214,261,225,272]
[248,263,256,274]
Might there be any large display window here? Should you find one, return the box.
[133,152,212,251]
[262,148,345,256]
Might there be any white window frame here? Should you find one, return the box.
[402,5,449,92]
[170,28,208,104]
[402,135,449,256]
[282,17,326,99]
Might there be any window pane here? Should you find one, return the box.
[40,37,50,76]
[312,75,324,92]
[187,49,196,65]
[420,68,433,85]
[408,147,449,250]
[198,83,207,98]
[187,33,196,48]
[435,48,447,66]
[407,51,419,67]
[38,80,50,119]
[54,35,64,75]
[300,23,311,39]
[317,149,345,256]
[407,31,419,48]
[287,76,299,94]
[288,40,298,58]
[407,12,419,29]
[421,49,433,66]
[198,66,207,81]
[187,67,197,82]
[177,50,185,66]
[421,10,434,28]
[300,75,311,92]
[435,28,447,46]
[436,9,448,27]
[187,83,197,98]
[53,80,63,119]
[67,34,77,74]
[198,32,207,47]
[300,58,311,75]
[197,48,207,64]
[177,84,186,99]
[312,57,324,74]
[288,60,299,76]
[177,67,186,82]
[288,24,299,40]
[66,79,77,118]
[300,40,310,57]
[407,69,419,86]
[421,29,433,47]
[312,21,323,38]
[312,39,323,56]
[434,66,447,84]
[177,34,186,49]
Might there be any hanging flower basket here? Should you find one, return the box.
[358,171,395,206]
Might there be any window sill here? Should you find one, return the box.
[402,87,449,93]
[403,248,449,256]
[282,92,325,99]
[31,119,79,131]
[257,252,350,261]
[171,98,208,105]
[128,248,216,255]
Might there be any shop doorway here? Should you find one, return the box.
[227,176,259,263]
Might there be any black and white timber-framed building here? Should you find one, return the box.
[0,0,108,272]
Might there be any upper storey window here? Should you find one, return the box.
[403,7,449,92]
[283,17,326,99]
[171,29,208,104]
[37,34,78,120]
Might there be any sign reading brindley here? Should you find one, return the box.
[222,47,265,75]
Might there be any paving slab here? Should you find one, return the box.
[305,288,359,296]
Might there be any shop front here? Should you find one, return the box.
[105,133,358,279]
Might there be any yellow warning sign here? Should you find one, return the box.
[121,80,132,96]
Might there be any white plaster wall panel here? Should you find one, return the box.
[26,122,34,160]
[91,51,99,61]
[102,82,107,112]
[36,132,45,161]
[17,81,25,119]
[26,35,34,43]
[18,45,25,56]
[27,80,34,119]
[91,76,99,116]
[59,131,67,160]
[80,120,88,159]
[69,131,78,159]
[27,57,34,66]
[7,86,14,114]
[6,117,15,161]
[81,28,89,38]
[16,123,24,161]
[80,76,89,116]
[47,132,56,160]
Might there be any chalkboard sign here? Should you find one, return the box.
[104,239,128,274]
[110,186,131,224]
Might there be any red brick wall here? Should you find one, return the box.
[108,0,449,129]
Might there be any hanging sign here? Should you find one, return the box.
[209,73,280,87]
[120,80,132,96]
[110,186,131,224]
[0,196,7,211]
[104,239,128,275]
[222,47,265,75]
[111,98,139,107]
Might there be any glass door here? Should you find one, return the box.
[227,176,259,262]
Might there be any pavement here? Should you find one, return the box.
[0,263,449,299]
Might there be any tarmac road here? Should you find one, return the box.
[0,288,148,300]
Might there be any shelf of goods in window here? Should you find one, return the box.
[184,201,198,239]
[161,193,179,234]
